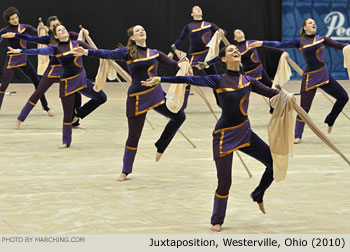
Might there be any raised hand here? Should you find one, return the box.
[72,46,87,56]
[141,76,161,87]
[2,32,15,38]
[249,41,263,48]
[7,46,21,54]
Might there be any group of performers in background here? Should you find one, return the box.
[1,5,348,232]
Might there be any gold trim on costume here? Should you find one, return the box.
[214,119,249,134]
[296,117,304,122]
[315,45,325,63]
[147,63,158,78]
[250,51,259,63]
[126,49,159,64]
[18,25,26,33]
[201,31,211,45]
[304,65,329,91]
[61,71,86,96]
[239,93,250,116]
[299,36,324,50]
[215,193,229,199]
[56,41,74,58]
[28,100,36,106]
[73,56,83,68]
[125,145,137,151]
[19,40,26,49]
[190,21,212,33]
[216,75,250,93]
[244,64,261,75]
[7,54,27,69]
[47,64,62,78]
[63,122,73,125]
[0,91,4,94]
[240,41,250,55]
[129,83,159,97]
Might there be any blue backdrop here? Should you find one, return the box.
[282,0,350,80]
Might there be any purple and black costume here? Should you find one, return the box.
[14,31,83,125]
[19,39,107,146]
[86,45,186,175]
[173,20,225,107]
[0,23,50,111]
[160,70,279,226]
[263,35,349,139]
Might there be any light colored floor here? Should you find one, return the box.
[0,81,350,234]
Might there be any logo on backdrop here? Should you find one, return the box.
[324,11,350,40]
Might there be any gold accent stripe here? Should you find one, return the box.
[129,83,160,97]
[250,50,259,63]
[214,119,249,134]
[315,45,325,63]
[56,41,74,58]
[299,37,324,50]
[240,41,250,55]
[244,63,261,75]
[28,100,36,106]
[0,91,5,94]
[63,122,73,125]
[135,100,165,116]
[191,23,212,33]
[239,93,250,116]
[296,117,304,122]
[220,142,251,157]
[126,49,159,64]
[215,193,229,199]
[190,48,209,56]
[147,63,158,78]
[125,145,137,151]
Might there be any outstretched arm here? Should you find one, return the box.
[142,75,221,89]
[173,25,189,50]
[250,39,300,49]
[73,46,127,61]
[158,51,179,70]
[251,78,279,98]
[323,37,347,50]
[8,45,57,56]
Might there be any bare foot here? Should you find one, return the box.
[210,224,222,232]
[58,144,68,149]
[73,125,86,130]
[250,193,266,214]
[328,126,333,134]
[258,202,266,214]
[117,173,127,181]
[47,109,54,116]
[156,152,162,162]
[294,138,301,144]
[72,116,79,124]
[13,120,22,130]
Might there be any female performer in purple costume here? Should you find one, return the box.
[142,45,295,232]
[250,18,349,143]
[73,25,186,181]
[0,7,51,114]
[3,16,85,129]
[8,24,107,148]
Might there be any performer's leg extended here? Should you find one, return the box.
[17,71,57,123]
[239,131,273,213]
[19,60,50,111]
[153,103,186,154]
[76,79,107,119]
[320,76,349,127]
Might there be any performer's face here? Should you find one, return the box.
[234,29,245,41]
[49,19,60,31]
[191,6,202,17]
[221,45,241,65]
[8,14,19,26]
[131,25,147,42]
[54,25,69,41]
[303,19,317,35]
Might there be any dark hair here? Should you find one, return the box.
[300,17,312,39]
[219,45,230,59]
[2,7,20,23]
[51,24,62,45]
[47,16,60,27]
[126,26,139,60]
